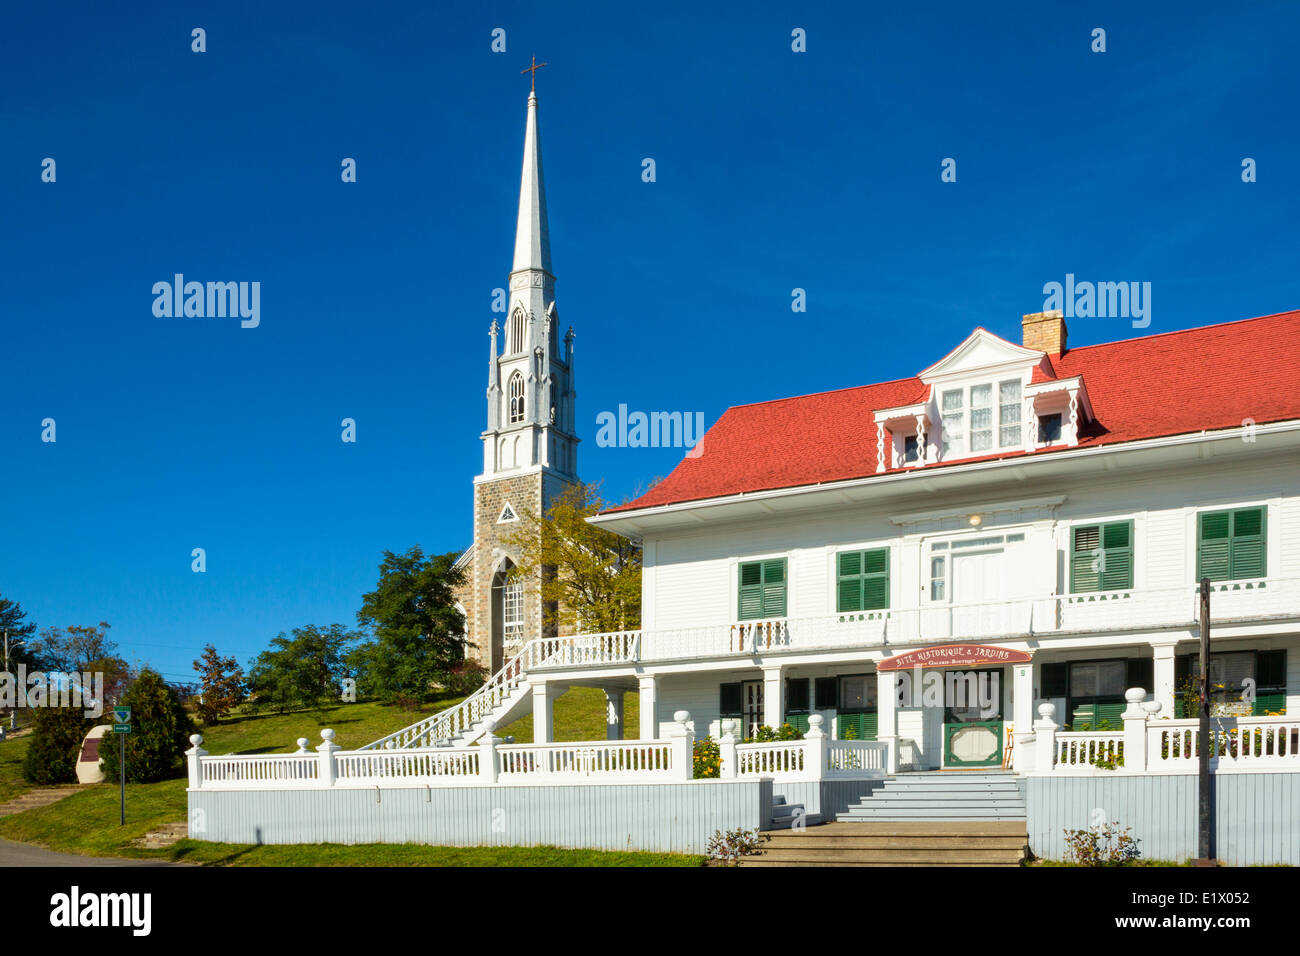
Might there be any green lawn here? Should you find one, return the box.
[0,691,693,867]
[494,687,639,743]
[0,734,33,803]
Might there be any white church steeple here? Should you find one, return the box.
[479,82,577,482]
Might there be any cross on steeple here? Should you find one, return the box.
[521,55,547,93]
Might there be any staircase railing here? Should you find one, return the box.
[360,639,555,750]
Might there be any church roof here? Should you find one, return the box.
[608,309,1300,514]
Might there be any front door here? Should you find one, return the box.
[942,668,1004,767]
[742,681,764,737]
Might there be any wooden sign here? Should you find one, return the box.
[877,643,1032,671]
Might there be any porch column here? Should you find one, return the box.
[763,666,784,729]
[1012,661,1036,774]
[604,688,625,741]
[876,669,899,774]
[638,675,658,740]
[1152,643,1177,718]
[876,669,898,738]
[531,682,558,744]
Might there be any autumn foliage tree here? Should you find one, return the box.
[192,644,246,724]
[503,482,641,633]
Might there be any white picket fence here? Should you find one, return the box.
[1023,691,1300,776]
[723,715,891,782]
[188,711,893,792]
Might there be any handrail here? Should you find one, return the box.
[359,639,550,751]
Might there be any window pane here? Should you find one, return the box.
[942,389,963,411]
[1038,414,1062,443]
[969,385,992,451]
[930,555,946,601]
[840,677,869,710]
[1097,661,1127,696]
[999,425,1021,447]
[1070,663,1097,697]
[999,379,1021,404]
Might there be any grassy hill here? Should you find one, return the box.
[0,688,688,866]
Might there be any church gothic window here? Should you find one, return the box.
[508,372,525,424]
[502,572,524,641]
[509,308,526,355]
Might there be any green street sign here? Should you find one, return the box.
[113,706,131,723]
[114,723,131,734]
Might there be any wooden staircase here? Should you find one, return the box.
[738,820,1028,867]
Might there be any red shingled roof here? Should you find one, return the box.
[610,310,1300,513]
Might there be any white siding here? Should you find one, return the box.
[645,457,1297,631]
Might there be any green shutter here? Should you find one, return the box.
[1041,662,1068,698]
[837,711,878,741]
[739,559,786,619]
[836,548,889,612]
[761,559,787,617]
[1071,522,1132,592]
[1198,508,1267,582]
[784,713,810,734]
[1100,522,1134,591]
[1231,508,1266,579]
[785,678,810,713]
[1126,657,1153,692]
[1070,525,1101,592]
[1253,694,1286,716]
[837,551,862,612]
[1257,650,1286,689]
[719,682,743,717]
[814,677,838,710]
[739,562,764,620]
[1197,511,1232,581]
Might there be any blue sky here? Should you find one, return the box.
[2,2,1297,683]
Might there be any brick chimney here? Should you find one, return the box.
[1022,309,1067,355]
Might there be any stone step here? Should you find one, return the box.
[878,785,1019,790]
[763,835,1029,850]
[737,859,1023,868]
[845,798,1024,809]
[0,787,83,818]
[863,790,1024,801]
[749,847,1026,864]
[820,820,1028,835]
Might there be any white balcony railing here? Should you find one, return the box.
[530,577,1300,668]
[1026,695,1300,776]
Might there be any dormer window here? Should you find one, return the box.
[941,379,1024,459]
[1038,413,1063,443]
[998,380,1022,447]
[903,435,919,463]
[941,389,965,457]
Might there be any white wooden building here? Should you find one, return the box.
[507,306,1300,772]
[183,83,1300,860]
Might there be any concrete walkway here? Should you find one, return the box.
[0,837,186,867]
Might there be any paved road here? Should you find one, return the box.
[0,838,186,867]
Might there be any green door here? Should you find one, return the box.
[943,720,1003,767]
[942,668,1004,767]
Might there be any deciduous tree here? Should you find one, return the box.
[503,482,641,633]
[352,548,468,703]
[192,644,246,724]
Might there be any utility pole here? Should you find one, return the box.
[1196,578,1215,865]
[2,629,25,730]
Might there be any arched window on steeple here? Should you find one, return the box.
[509,308,526,355]
[508,371,525,424]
